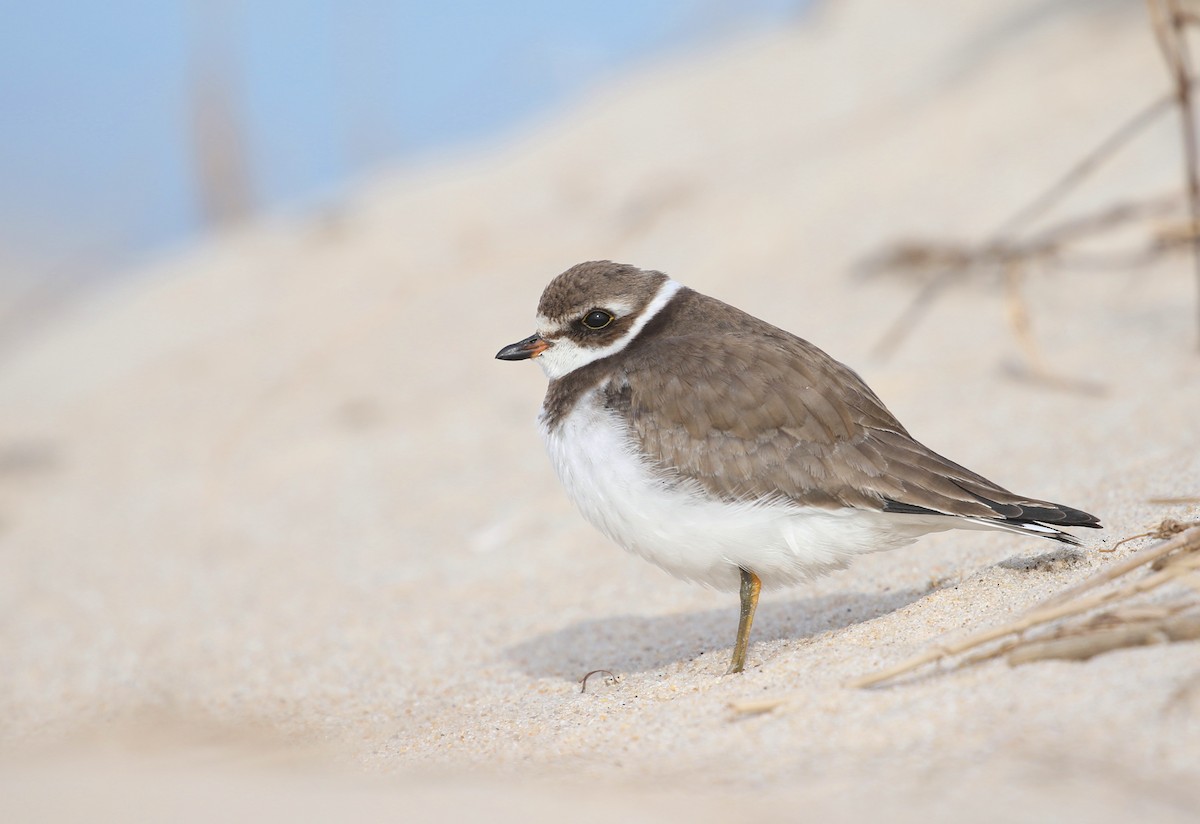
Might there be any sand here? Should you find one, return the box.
[3,1,1200,820]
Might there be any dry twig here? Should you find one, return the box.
[1105,517,1190,552]
[1001,262,1108,395]
[580,669,618,693]
[866,193,1184,362]
[728,696,790,716]
[1006,610,1200,665]
[848,522,1200,688]
[864,5,1200,357]
[1149,0,1200,345]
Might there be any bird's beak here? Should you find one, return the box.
[495,333,550,361]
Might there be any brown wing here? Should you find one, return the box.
[608,333,1099,529]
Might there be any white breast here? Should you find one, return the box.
[539,391,956,592]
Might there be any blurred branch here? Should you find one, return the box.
[188,0,254,229]
[864,192,1185,364]
[864,91,1182,360]
[994,92,1179,240]
[1148,0,1200,348]
[862,11,1200,360]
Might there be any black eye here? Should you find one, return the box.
[582,309,614,329]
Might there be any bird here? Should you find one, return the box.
[495,261,1101,674]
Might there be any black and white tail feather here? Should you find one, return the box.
[883,495,1100,546]
[959,516,1085,546]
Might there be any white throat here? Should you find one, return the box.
[536,279,683,380]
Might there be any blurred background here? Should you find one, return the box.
[0,0,803,341]
[3,2,1199,821]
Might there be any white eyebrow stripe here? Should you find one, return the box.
[535,316,565,336]
[534,279,684,379]
[601,299,635,317]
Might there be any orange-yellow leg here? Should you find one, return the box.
[726,567,762,674]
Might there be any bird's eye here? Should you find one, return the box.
[582,309,614,329]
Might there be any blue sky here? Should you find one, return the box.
[0,1,801,281]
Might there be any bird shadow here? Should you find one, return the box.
[505,585,930,681]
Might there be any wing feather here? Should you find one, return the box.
[606,331,1099,532]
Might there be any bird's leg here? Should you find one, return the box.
[726,567,762,674]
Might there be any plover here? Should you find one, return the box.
[496,261,1100,674]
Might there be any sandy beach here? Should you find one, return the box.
[3,1,1200,820]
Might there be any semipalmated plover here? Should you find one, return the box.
[497,261,1100,673]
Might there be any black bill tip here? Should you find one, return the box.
[495,334,549,361]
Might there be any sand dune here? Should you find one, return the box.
[3,1,1199,820]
